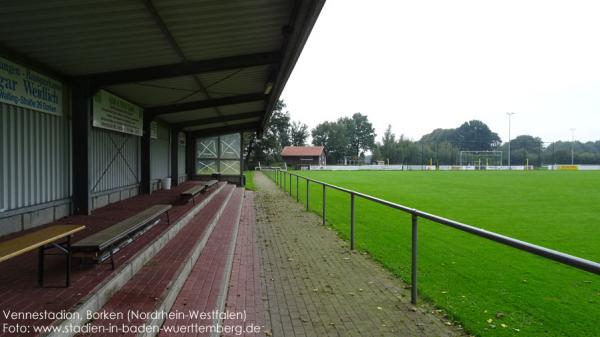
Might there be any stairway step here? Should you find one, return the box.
[159,187,245,337]
[222,191,265,337]
[75,185,237,337]
[47,183,228,337]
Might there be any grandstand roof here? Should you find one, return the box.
[0,0,325,135]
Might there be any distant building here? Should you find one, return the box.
[281,146,326,169]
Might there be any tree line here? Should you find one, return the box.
[375,123,600,166]
[243,100,310,168]
[244,101,600,168]
[243,100,376,167]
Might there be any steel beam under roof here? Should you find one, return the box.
[188,121,261,138]
[145,93,266,118]
[77,52,280,88]
[170,111,264,130]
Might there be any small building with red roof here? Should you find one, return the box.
[281,146,326,169]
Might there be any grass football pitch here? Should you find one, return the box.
[271,170,600,337]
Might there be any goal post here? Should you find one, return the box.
[459,151,503,169]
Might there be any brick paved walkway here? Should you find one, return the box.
[254,172,465,337]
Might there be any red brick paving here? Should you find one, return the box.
[253,172,464,337]
[77,185,237,337]
[159,188,244,337]
[222,191,265,337]
[0,181,220,337]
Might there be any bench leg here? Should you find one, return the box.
[110,246,115,270]
[66,236,71,287]
[38,246,44,287]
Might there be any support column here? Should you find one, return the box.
[140,116,152,194]
[186,133,194,180]
[72,81,92,215]
[170,128,180,187]
[239,132,244,186]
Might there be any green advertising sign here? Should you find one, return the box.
[0,56,63,115]
[92,90,143,136]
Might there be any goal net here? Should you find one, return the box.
[459,151,503,169]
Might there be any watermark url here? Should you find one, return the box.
[2,309,262,335]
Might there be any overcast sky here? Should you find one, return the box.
[280,0,600,143]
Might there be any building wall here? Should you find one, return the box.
[89,127,140,210]
[0,102,71,236]
[282,155,321,168]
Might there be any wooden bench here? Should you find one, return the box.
[72,204,171,268]
[0,224,85,287]
[180,180,218,204]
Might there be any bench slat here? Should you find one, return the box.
[73,204,171,251]
[181,180,218,197]
[0,225,85,262]
[181,185,205,196]
[204,180,218,187]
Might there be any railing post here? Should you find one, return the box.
[411,213,418,304]
[289,173,292,196]
[322,184,326,225]
[350,192,355,250]
[283,172,286,192]
[306,179,309,211]
[296,176,299,202]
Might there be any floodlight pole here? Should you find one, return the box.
[506,112,515,170]
[570,128,575,165]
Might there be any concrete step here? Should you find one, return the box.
[72,185,241,337]
[44,184,233,336]
[158,187,245,337]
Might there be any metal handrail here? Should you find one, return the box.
[266,169,600,304]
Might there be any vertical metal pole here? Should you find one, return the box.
[296,176,299,202]
[38,246,44,287]
[284,172,286,192]
[350,193,355,250]
[507,112,514,170]
[66,236,71,287]
[306,179,309,211]
[322,185,326,225]
[289,174,292,196]
[72,82,92,214]
[570,128,575,165]
[411,213,418,304]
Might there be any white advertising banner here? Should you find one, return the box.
[0,56,63,115]
[92,89,143,136]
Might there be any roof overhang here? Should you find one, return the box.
[0,0,325,136]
